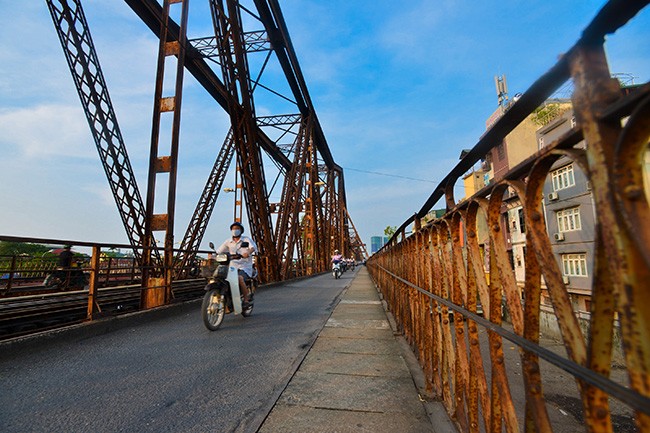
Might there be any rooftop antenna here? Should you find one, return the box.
[495,74,509,107]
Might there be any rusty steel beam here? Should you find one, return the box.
[210,0,279,282]
[141,0,190,308]
[274,116,309,279]
[124,0,292,173]
[189,30,271,57]
[174,129,236,277]
[344,206,369,261]
[124,0,349,282]
[252,0,344,177]
[46,0,158,265]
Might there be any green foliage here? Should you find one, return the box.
[0,241,52,256]
[384,226,397,238]
[531,103,568,127]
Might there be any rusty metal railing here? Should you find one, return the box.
[0,235,206,316]
[367,1,650,432]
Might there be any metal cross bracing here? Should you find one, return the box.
[45,0,161,268]
[47,0,367,305]
[367,1,650,432]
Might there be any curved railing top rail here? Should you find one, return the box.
[383,0,648,250]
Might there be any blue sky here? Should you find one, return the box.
[1,1,648,253]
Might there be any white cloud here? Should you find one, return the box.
[0,104,94,159]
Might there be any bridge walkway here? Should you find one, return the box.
[259,266,455,433]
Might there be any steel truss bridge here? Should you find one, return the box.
[45,0,368,308]
[2,1,649,432]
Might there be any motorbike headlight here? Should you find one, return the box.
[215,253,229,264]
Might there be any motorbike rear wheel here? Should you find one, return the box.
[202,289,225,331]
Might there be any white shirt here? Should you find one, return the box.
[216,236,258,277]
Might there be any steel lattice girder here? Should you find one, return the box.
[124,0,292,173]
[120,0,354,280]
[210,0,280,281]
[274,117,310,279]
[174,130,236,276]
[46,0,160,265]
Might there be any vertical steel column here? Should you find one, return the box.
[303,133,318,274]
[210,0,279,282]
[142,0,190,308]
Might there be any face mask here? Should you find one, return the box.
[232,229,242,237]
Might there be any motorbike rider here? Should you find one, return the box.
[331,250,342,266]
[58,245,74,268]
[57,245,74,284]
[216,222,258,307]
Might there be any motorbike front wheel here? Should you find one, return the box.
[202,289,225,331]
[44,274,62,289]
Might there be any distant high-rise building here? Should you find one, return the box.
[370,236,386,254]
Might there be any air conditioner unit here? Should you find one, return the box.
[554,232,565,241]
[548,192,559,201]
[562,275,570,285]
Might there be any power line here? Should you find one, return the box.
[343,166,468,190]
[343,166,438,184]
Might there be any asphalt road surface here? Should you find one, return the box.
[0,270,354,433]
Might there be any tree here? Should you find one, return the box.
[384,226,397,238]
[0,241,51,256]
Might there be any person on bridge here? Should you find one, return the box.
[58,245,74,268]
[331,250,342,265]
[216,222,258,307]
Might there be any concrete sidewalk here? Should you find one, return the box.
[258,267,456,433]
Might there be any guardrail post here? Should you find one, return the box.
[87,245,101,320]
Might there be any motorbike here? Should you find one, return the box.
[44,262,89,291]
[332,261,341,279]
[201,241,256,331]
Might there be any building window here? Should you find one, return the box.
[562,253,588,277]
[497,142,505,160]
[557,207,581,232]
[518,208,526,234]
[551,164,575,191]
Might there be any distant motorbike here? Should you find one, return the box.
[332,261,341,279]
[44,263,89,291]
[201,242,256,331]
